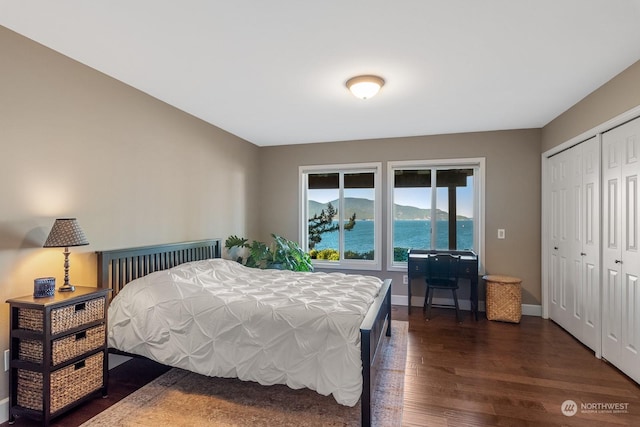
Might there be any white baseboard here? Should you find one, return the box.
[391,294,542,317]
[391,294,410,306]
[522,304,542,317]
[1,397,8,424]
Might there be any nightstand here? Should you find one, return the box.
[6,287,110,426]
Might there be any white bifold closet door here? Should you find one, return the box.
[549,136,600,352]
[602,116,640,384]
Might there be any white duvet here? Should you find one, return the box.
[107,258,382,406]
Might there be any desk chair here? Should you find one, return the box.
[424,253,462,323]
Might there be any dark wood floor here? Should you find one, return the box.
[3,306,639,426]
[395,306,640,427]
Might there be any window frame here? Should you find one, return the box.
[299,162,383,271]
[386,158,486,273]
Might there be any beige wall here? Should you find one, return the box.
[259,129,542,307]
[0,27,261,401]
[542,60,640,152]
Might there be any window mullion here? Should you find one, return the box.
[338,172,345,261]
[473,166,479,250]
[430,167,437,249]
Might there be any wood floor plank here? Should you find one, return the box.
[394,305,640,427]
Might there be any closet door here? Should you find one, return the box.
[549,148,572,331]
[548,137,600,352]
[602,117,640,383]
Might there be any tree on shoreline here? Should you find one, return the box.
[308,202,356,250]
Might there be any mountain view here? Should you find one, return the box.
[309,198,471,221]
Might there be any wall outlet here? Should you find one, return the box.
[4,349,9,372]
[403,275,408,285]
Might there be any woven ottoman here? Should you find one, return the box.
[483,275,522,323]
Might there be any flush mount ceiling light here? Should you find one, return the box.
[346,75,385,100]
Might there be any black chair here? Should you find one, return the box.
[423,253,462,323]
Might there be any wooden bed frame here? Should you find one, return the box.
[96,238,392,427]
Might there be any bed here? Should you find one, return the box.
[96,239,392,427]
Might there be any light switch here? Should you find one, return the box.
[498,229,506,239]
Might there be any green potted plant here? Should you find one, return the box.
[224,235,250,263]
[267,234,314,272]
[224,234,313,272]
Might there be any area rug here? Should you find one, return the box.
[81,321,407,427]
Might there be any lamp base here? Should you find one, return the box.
[58,284,76,292]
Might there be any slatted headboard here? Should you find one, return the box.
[96,239,221,297]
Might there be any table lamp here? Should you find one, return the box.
[43,218,89,292]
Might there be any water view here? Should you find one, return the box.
[313,219,474,258]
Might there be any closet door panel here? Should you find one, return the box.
[621,132,640,383]
[583,261,598,340]
[602,116,640,382]
[602,131,622,363]
[580,136,600,350]
[549,149,572,331]
[570,160,582,330]
[602,266,621,363]
[621,273,639,377]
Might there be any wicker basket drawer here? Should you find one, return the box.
[17,296,105,334]
[18,324,106,366]
[17,352,104,414]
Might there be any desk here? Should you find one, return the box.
[407,249,479,320]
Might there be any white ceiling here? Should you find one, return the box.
[2,1,640,147]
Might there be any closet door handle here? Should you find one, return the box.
[615,259,623,264]
[553,246,558,250]
[580,252,587,256]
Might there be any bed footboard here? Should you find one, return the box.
[360,278,392,427]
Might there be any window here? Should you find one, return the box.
[300,163,382,270]
[387,159,485,271]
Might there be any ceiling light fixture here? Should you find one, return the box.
[346,75,385,100]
